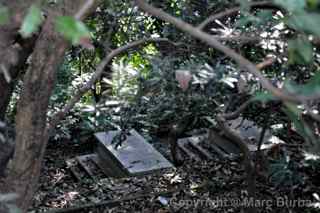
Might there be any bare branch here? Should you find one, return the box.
[74,0,97,20]
[223,99,252,120]
[198,1,280,30]
[215,115,256,206]
[0,64,11,83]
[256,57,276,70]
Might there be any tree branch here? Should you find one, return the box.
[49,38,171,128]
[134,0,320,103]
[74,0,97,20]
[215,115,256,212]
[223,99,252,120]
[197,1,280,30]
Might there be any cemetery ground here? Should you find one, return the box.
[29,128,320,213]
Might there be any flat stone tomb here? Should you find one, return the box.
[95,129,173,177]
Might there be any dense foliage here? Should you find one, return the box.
[38,0,319,150]
[2,0,320,212]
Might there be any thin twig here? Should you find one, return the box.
[74,0,96,20]
[0,64,11,83]
[223,57,276,120]
[223,99,252,120]
[256,57,276,70]
[257,122,268,153]
[198,1,280,30]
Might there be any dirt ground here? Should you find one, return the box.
[26,132,320,213]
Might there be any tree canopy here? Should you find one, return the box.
[1,0,320,212]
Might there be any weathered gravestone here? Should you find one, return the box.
[177,118,284,160]
[227,118,284,151]
[95,129,174,178]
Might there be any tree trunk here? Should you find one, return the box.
[4,1,98,211]
[0,1,36,118]
[8,17,68,211]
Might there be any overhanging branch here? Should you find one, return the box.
[49,38,172,128]
[198,1,280,30]
[134,0,320,104]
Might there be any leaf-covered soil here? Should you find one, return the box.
[30,133,320,213]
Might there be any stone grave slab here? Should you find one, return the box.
[95,129,173,177]
[228,118,284,150]
[176,118,285,160]
[66,154,109,181]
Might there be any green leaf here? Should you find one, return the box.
[288,37,313,64]
[273,0,306,12]
[306,0,319,9]
[284,72,320,96]
[0,5,9,25]
[283,102,306,137]
[256,10,274,22]
[287,12,320,36]
[235,15,256,28]
[55,16,91,45]
[19,5,43,38]
[236,11,273,28]
[252,91,276,103]
[283,102,320,151]
[284,102,301,116]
